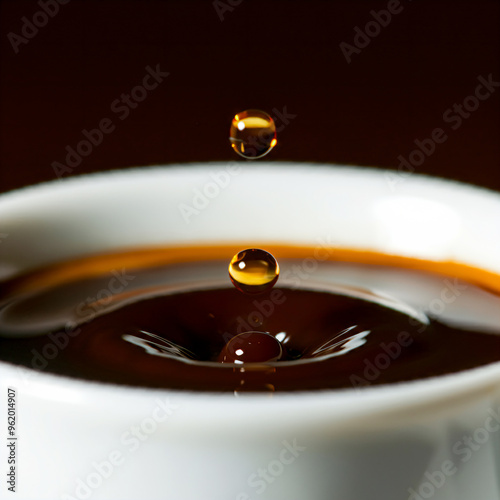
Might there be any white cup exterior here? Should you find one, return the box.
[1,163,500,500]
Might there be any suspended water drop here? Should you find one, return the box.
[228,248,279,294]
[229,109,277,159]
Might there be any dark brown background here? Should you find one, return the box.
[0,0,499,194]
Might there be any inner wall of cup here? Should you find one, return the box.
[0,162,500,279]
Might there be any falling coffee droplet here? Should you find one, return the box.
[229,248,279,294]
[218,331,283,364]
[229,109,277,159]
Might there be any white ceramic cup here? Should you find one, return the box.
[1,163,500,500]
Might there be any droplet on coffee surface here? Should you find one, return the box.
[229,109,277,159]
[218,331,283,364]
[229,248,279,294]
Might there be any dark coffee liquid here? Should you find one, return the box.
[1,245,500,392]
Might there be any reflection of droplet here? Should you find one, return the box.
[234,382,275,397]
[229,248,279,294]
[233,363,276,395]
[229,109,277,159]
[218,331,283,364]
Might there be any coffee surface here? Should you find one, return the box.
[1,245,500,392]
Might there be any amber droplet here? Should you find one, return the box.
[218,331,283,364]
[229,109,277,159]
[228,248,279,294]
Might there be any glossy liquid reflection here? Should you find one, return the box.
[229,109,277,159]
[229,248,279,294]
